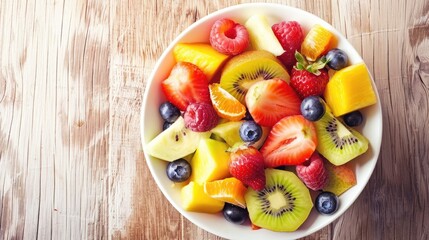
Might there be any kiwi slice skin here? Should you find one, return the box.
[245,169,313,232]
[315,110,369,166]
[220,50,290,104]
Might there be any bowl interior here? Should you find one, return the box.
[141,3,382,240]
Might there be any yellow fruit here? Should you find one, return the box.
[324,63,377,116]
[173,43,229,81]
[190,138,231,184]
[244,14,285,56]
[204,177,248,208]
[301,24,334,61]
[181,181,225,213]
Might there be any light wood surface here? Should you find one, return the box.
[1,0,428,239]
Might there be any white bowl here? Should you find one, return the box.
[141,3,382,240]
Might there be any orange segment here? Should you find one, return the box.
[204,177,248,208]
[301,24,334,61]
[209,83,246,121]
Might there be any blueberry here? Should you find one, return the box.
[326,48,349,70]
[223,203,248,225]
[166,159,192,182]
[159,101,181,123]
[315,191,339,215]
[343,111,363,127]
[242,111,253,120]
[239,121,262,142]
[162,121,173,131]
[300,96,326,121]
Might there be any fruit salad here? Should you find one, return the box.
[144,13,377,233]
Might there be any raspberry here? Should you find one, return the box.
[272,21,304,70]
[296,152,328,191]
[183,102,218,132]
[210,18,249,56]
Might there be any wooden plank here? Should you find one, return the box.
[108,0,182,239]
[0,0,110,239]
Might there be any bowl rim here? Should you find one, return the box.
[140,2,383,239]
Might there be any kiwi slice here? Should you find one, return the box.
[219,50,290,104]
[245,169,313,232]
[314,110,369,166]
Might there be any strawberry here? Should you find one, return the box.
[245,78,301,127]
[296,152,328,191]
[210,18,249,56]
[260,115,317,167]
[290,51,329,99]
[161,62,211,111]
[229,146,266,191]
[272,21,304,71]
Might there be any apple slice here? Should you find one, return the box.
[145,117,211,161]
[245,14,285,56]
[323,162,357,196]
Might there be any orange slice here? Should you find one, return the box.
[209,83,246,121]
[301,24,334,61]
[203,177,247,208]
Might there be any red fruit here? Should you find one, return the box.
[272,21,304,70]
[260,115,317,167]
[161,62,211,111]
[183,102,218,132]
[229,146,266,191]
[290,68,329,99]
[210,18,249,56]
[296,152,328,191]
[245,78,301,127]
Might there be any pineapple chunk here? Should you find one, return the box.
[190,138,231,184]
[324,63,377,116]
[173,43,229,81]
[181,181,224,213]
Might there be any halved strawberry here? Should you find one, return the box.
[161,62,211,111]
[245,78,301,127]
[260,115,317,167]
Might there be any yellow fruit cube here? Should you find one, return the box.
[181,181,224,213]
[190,138,231,184]
[173,43,229,81]
[324,63,377,116]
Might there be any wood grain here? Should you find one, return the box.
[0,0,428,239]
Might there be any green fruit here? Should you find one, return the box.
[314,109,369,165]
[245,169,313,232]
[220,50,290,104]
[145,117,210,161]
[210,120,270,149]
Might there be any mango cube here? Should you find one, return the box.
[173,43,229,81]
[181,181,224,213]
[190,138,231,184]
[324,63,377,116]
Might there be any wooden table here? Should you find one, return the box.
[1,0,428,239]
